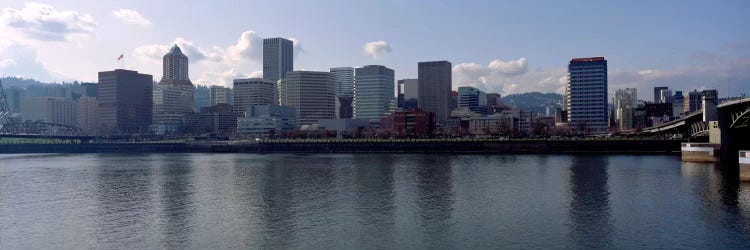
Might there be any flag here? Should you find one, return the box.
[117,54,123,60]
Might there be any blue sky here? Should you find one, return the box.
[1,0,748,98]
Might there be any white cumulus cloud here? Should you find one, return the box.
[0,3,96,42]
[363,40,391,59]
[112,9,152,27]
[453,58,539,94]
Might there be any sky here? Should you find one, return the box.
[0,0,749,98]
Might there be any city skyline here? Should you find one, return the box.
[0,1,749,99]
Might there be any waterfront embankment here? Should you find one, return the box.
[0,138,683,154]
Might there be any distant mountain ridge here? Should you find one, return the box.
[500,92,563,115]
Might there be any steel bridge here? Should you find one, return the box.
[0,81,95,142]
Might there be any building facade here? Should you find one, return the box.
[486,93,501,107]
[97,69,153,134]
[210,86,231,106]
[654,86,668,103]
[184,104,236,136]
[331,67,354,97]
[76,96,97,134]
[566,57,608,133]
[457,86,487,114]
[397,79,419,110]
[379,108,436,137]
[232,78,277,117]
[418,61,452,126]
[20,96,76,126]
[353,65,394,121]
[285,71,335,125]
[153,45,194,134]
[684,90,703,114]
[614,88,637,131]
[237,104,296,138]
[263,37,294,83]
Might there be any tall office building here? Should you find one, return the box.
[672,91,684,118]
[486,93,501,106]
[98,69,153,134]
[210,85,231,106]
[153,45,194,134]
[397,79,419,110]
[418,61,452,125]
[457,86,487,114]
[76,96,98,134]
[232,78,277,117]
[658,88,672,104]
[331,67,354,97]
[285,71,335,125]
[331,67,355,118]
[20,96,76,126]
[263,37,294,83]
[684,90,703,114]
[566,57,608,133]
[353,65,395,121]
[654,87,668,103]
[614,88,637,131]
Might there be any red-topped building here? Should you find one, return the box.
[380,108,436,137]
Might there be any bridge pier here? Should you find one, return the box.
[741,151,750,181]
[682,143,721,162]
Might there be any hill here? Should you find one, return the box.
[500,92,563,115]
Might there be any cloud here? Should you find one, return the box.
[0,3,96,42]
[132,31,303,87]
[0,43,57,81]
[133,37,222,64]
[289,38,304,58]
[225,30,263,62]
[363,40,391,59]
[453,58,538,94]
[112,9,152,27]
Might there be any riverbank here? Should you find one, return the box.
[0,139,683,154]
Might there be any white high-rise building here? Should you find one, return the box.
[233,78,277,117]
[76,96,97,134]
[353,65,394,121]
[285,71,335,125]
[153,45,194,134]
[20,96,76,127]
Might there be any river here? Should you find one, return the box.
[1,153,749,249]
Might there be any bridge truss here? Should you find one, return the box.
[0,81,87,137]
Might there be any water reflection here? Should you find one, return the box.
[257,157,296,249]
[568,156,612,248]
[155,154,195,249]
[416,155,455,248]
[353,155,396,246]
[94,155,156,248]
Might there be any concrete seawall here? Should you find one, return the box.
[0,139,683,154]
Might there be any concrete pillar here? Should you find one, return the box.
[682,143,720,162]
[740,151,750,181]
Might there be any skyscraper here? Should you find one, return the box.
[457,86,487,114]
[232,78,277,117]
[566,57,608,133]
[614,88,637,131]
[285,71,335,125]
[654,86,668,103]
[418,61,452,125]
[263,37,294,83]
[210,85,231,106]
[397,79,419,110]
[486,93,501,106]
[153,45,194,134]
[353,65,395,121]
[98,69,153,135]
[76,96,97,134]
[331,67,354,97]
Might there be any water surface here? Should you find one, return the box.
[1,153,750,249]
